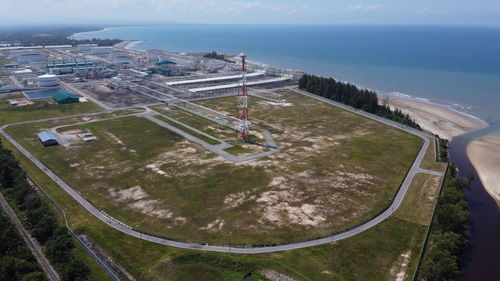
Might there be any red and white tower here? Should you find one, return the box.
[237,52,250,142]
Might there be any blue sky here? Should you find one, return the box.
[1,0,500,26]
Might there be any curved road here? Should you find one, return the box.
[0,89,443,254]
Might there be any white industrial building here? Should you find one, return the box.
[110,50,129,57]
[114,56,131,65]
[91,46,112,54]
[16,53,47,63]
[77,44,98,51]
[146,49,164,61]
[38,74,59,87]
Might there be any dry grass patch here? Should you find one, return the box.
[7,93,422,244]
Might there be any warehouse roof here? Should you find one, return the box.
[155,60,176,65]
[37,131,57,142]
[52,93,79,102]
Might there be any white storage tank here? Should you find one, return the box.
[38,74,59,87]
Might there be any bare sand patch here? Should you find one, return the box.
[106,131,125,145]
[130,199,173,219]
[109,186,186,221]
[144,139,228,178]
[199,218,225,231]
[390,250,412,281]
[256,188,326,227]
[110,185,148,201]
[261,269,298,281]
[146,164,167,176]
[223,189,257,208]
[261,100,294,107]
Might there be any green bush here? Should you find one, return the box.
[0,139,90,281]
[0,211,46,281]
[299,74,421,129]
[419,164,470,281]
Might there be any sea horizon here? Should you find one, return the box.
[73,24,500,125]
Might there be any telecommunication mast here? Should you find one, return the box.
[237,52,250,142]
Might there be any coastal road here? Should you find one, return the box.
[0,89,443,254]
[0,192,60,281]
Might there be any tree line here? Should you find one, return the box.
[438,138,449,162]
[298,74,421,129]
[419,162,471,281]
[0,139,91,281]
[0,26,121,47]
[0,210,47,281]
[203,51,234,63]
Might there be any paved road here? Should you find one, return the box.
[146,110,280,163]
[0,192,60,281]
[0,89,443,254]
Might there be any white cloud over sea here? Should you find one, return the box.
[0,0,499,26]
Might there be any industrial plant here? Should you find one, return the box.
[0,36,445,281]
[1,43,301,146]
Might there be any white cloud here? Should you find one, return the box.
[345,4,383,12]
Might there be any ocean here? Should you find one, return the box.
[73,24,500,124]
[73,24,500,280]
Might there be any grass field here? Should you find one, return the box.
[0,55,16,66]
[6,92,423,245]
[154,114,221,145]
[0,93,102,125]
[396,174,443,225]
[1,132,442,281]
[420,139,447,172]
[151,104,237,140]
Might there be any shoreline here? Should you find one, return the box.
[387,97,488,140]
[387,97,500,208]
[124,40,144,50]
[69,28,492,130]
[466,133,500,208]
[113,40,143,50]
[69,27,113,40]
[70,27,499,207]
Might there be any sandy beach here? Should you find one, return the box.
[388,97,500,208]
[388,98,487,140]
[467,133,500,208]
[114,40,135,49]
[112,39,142,48]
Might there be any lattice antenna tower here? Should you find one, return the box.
[237,52,250,142]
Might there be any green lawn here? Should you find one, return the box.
[154,114,221,145]
[420,138,447,172]
[0,93,102,125]
[151,105,236,140]
[396,174,443,225]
